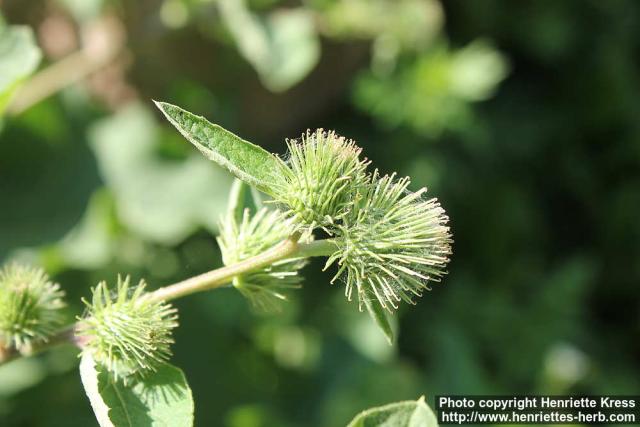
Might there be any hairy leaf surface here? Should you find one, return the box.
[155,101,279,194]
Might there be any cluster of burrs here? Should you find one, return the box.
[223,128,452,314]
[0,128,451,378]
[0,263,179,379]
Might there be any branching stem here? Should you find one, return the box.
[0,236,336,366]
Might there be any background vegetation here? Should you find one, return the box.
[1,0,639,426]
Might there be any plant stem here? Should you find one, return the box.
[295,239,337,258]
[147,236,336,303]
[0,325,81,365]
[0,237,336,367]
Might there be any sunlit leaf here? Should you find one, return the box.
[80,353,194,427]
[217,0,320,92]
[353,41,508,137]
[155,101,279,195]
[449,40,510,101]
[347,396,438,427]
[318,0,442,49]
[90,103,232,244]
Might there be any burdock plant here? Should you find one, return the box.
[327,171,452,312]
[270,129,370,231]
[0,101,451,427]
[217,186,314,312]
[0,263,65,352]
[76,277,178,379]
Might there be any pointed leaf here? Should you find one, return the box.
[347,396,438,427]
[80,353,195,427]
[154,101,279,194]
[364,296,394,345]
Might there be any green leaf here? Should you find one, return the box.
[0,357,47,397]
[80,354,112,427]
[217,0,320,92]
[347,396,438,427]
[91,103,232,244]
[364,296,394,345]
[80,353,194,427]
[154,101,280,194]
[0,24,42,114]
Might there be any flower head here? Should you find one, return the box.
[218,208,312,312]
[270,129,370,231]
[0,263,65,351]
[77,277,178,378]
[326,171,452,312]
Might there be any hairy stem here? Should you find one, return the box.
[0,237,336,367]
[147,237,337,302]
[148,232,300,302]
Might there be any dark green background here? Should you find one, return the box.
[1,0,639,426]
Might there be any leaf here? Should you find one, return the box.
[320,0,443,50]
[154,101,280,195]
[90,103,232,244]
[347,396,438,427]
[80,353,195,427]
[80,354,119,427]
[217,0,320,92]
[0,357,47,397]
[0,101,98,260]
[256,9,320,92]
[364,296,394,345]
[449,40,509,101]
[352,41,507,137]
[0,24,41,115]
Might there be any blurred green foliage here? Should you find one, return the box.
[354,40,509,136]
[0,0,639,426]
[0,22,41,114]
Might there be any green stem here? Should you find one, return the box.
[0,236,336,367]
[0,325,81,365]
[147,236,336,303]
[295,239,337,258]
